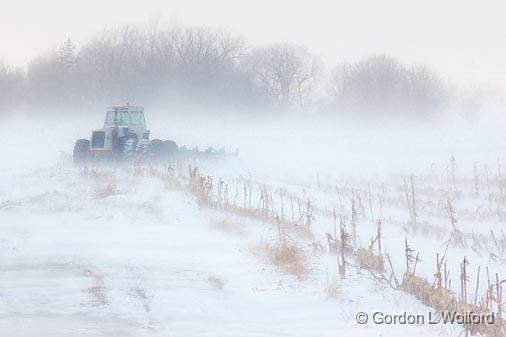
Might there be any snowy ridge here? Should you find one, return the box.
[0,159,492,336]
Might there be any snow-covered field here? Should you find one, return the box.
[0,114,505,336]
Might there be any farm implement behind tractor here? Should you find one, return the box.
[73,105,228,164]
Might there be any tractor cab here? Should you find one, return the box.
[90,105,150,154]
[104,106,147,136]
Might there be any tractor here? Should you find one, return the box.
[73,105,177,164]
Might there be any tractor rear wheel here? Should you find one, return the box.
[73,139,90,164]
[163,140,178,156]
[151,139,178,158]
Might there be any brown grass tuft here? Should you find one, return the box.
[355,248,385,272]
[210,219,248,236]
[84,269,107,306]
[94,182,117,199]
[208,275,226,290]
[255,241,309,278]
[324,280,342,299]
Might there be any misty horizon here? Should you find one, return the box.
[2,0,506,91]
[1,18,504,120]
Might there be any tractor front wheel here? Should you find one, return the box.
[73,139,90,164]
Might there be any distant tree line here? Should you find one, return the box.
[330,55,447,116]
[0,24,448,117]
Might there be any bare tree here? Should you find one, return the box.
[0,63,25,111]
[405,64,447,112]
[330,54,446,116]
[170,27,243,76]
[78,26,152,100]
[247,44,320,110]
[332,55,405,109]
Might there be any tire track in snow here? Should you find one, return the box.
[82,268,108,307]
[125,268,159,333]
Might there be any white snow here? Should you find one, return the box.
[1,114,505,336]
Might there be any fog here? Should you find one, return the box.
[2,0,506,121]
[3,0,506,89]
[1,1,506,178]
[3,4,506,336]
[2,111,506,185]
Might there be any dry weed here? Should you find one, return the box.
[355,248,385,272]
[211,219,248,236]
[84,269,107,306]
[94,182,117,199]
[208,275,226,290]
[255,241,309,278]
[130,287,151,313]
[324,280,342,299]
[291,223,314,240]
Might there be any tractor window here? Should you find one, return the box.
[118,112,129,125]
[105,111,115,125]
[105,111,129,125]
[131,111,142,125]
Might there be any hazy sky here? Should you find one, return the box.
[1,0,506,89]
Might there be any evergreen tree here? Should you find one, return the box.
[58,38,76,67]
